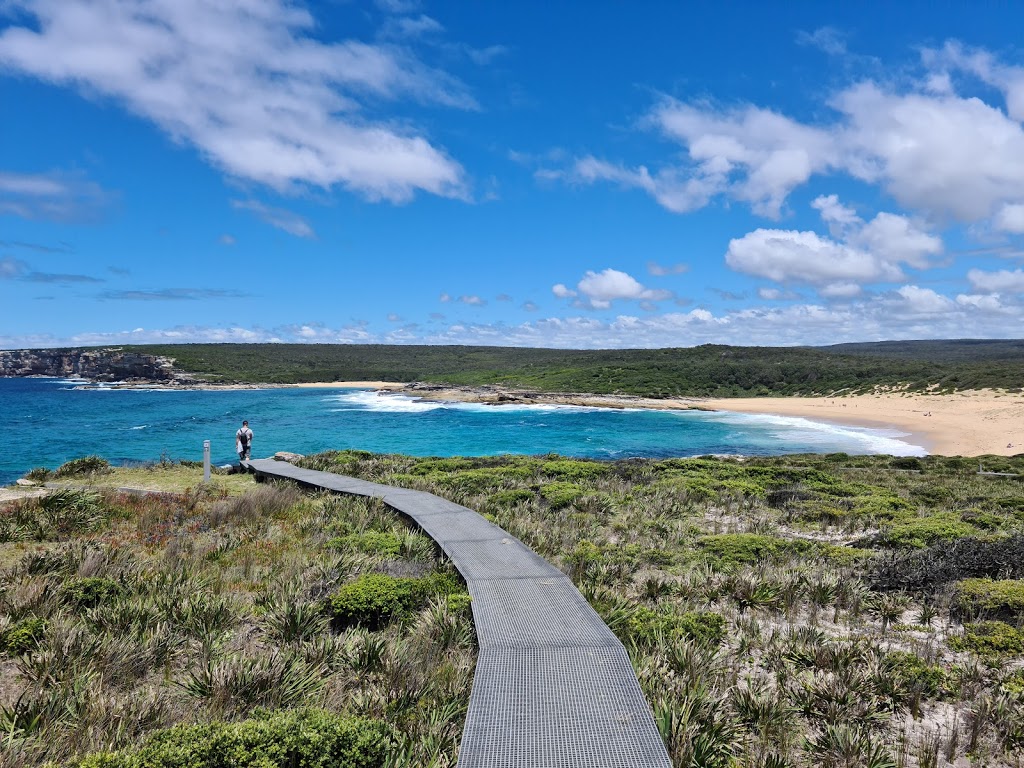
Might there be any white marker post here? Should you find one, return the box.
[203,440,211,482]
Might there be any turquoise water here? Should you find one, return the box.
[0,377,925,484]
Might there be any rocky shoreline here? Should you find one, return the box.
[389,382,710,411]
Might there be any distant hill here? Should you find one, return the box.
[821,339,1024,363]
[4,340,1021,396]
[125,341,1024,397]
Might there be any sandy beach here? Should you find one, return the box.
[390,384,1023,457]
[696,391,1024,457]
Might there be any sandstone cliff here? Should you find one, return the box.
[0,348,183,382]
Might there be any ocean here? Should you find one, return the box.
[0,377,925,484]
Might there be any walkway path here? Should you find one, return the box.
[246,459,671,768]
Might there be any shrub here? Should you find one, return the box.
[328,532,402,558]
[540,482,585,510]
[878,513,976,549]
[54,455,111,478]
[73,708,397,768]
[952,578,1024,622]
[23,466,52,482]
[488,488,535,506]
[329,572,461,630]
[883,651,948,699]
[698,533,787,565]
[0,617,46,655]
[869,534,1024,593]
[949,621,1024,658]
[621,607,726,647]
[540,459,608,480]
[63,576,124,608]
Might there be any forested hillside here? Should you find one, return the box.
[130,342,1024,396]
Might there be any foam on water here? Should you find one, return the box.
[703,410,926,456]
[326,390,604,414]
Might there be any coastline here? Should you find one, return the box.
[387,384,1023,457]
[8,375,1020,457]
[701,392,1023,457]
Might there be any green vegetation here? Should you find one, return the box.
[952,578,1024,622]
[121,341,1024,394]
[949,621,1024,658]
[73,709,397,768]
[6,448,1024,767]
[329,572,464,630]
[0,474,474,767]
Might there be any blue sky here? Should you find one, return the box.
[2,1,1024,349]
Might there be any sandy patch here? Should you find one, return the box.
[701,391,1024,457]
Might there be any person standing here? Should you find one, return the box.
[236,420,253,462]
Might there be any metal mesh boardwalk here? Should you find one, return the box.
[247,458,672,768]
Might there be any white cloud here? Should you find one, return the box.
[439,293,451,302]
[796,27,847,56]
[758,287,799,301]
[647,261,689,276]
[0,170,107,221]
[968,268,1024,294]
[994,203,1024,234]
[726,229,901,285]
[894,285,954,314]
[230,200,315,239]
[458,295,485,306]
[554,268,673,309]
[0,0,469,202]
[725,197,942,294]
[219,234,236,246]
[558,44,1024,226]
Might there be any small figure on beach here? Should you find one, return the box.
[236,420,253,462]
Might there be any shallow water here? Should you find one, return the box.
[0,377,925,484]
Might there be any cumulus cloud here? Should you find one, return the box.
[231,200,316,239]
[725,197,942,295]
[553,44,1024,227]
[0,170,108,222]
[552,268,673,309]
[0,0,469,202]
[994,203,1024,234]
[968,268,1024,294]
[457,295,486,306]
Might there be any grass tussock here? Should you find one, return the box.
[295,449,1024,768]
[0,468,474,768]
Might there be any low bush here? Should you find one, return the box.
[620,607,726,647]
[884,651,949,699]
[63,576,124,608]
[540,482,585,510]
[540,459,608,480]
[329,572,462,630]
[869,534,1024,593]
[73,708,397,768]
[0,616,46,655]
[698,533,787,565]
[23,466,53,482]
[328,531,403,558]
[952,578,1024,622]
[949,621,1024,659]
[878,513,976,549]
[54,455,111,478]
[487,488,535,506]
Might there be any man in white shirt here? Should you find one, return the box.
[236,420,253,461]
